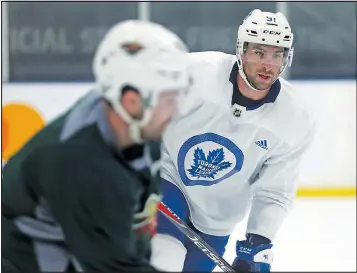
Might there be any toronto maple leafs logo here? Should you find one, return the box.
[187,147,232,179]
[177,133,244,187]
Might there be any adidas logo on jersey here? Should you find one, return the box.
[255,140,268,150]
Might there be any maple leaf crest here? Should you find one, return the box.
[187,147,232,179]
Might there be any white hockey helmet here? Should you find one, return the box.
[236,9,294,91]
[93,20,190,142]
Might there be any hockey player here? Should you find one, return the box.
[2,20,191,272]
[151,9,315,272]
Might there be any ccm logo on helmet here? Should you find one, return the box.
[263,30,281,35]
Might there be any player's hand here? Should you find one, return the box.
[232,234,273,272]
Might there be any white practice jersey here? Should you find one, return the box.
[160,52,315,241]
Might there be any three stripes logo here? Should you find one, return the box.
[255,139,268,150]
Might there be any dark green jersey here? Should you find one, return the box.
[2,91,160,272]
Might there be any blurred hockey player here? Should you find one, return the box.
[2,20,191,272]
[151,9,315,272]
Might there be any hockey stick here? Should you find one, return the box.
[158,202,235,272]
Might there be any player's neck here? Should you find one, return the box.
[104,102,137,149]
[237,74,270,101]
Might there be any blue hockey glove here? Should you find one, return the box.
[232,234,273,272]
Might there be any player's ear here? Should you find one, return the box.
[241,42,250,61]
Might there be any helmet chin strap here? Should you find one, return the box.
[129,109,152,144]
[116,103,154,144]
[105,91,153,144]
[114,103,143,143]
[236,55,263,93]
[238,68,264,92]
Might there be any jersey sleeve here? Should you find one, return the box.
[30,144,156,271]
[246,121,316,241]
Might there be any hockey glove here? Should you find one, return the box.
[232,234,273,272]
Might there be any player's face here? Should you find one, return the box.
[121,89,144,120]
[242,43,286,90]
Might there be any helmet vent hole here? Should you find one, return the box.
[262,38,265,42]
[276,40,280,44]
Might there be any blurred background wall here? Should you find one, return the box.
[2,2,356,196]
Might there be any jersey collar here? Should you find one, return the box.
[229,62,281,111]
